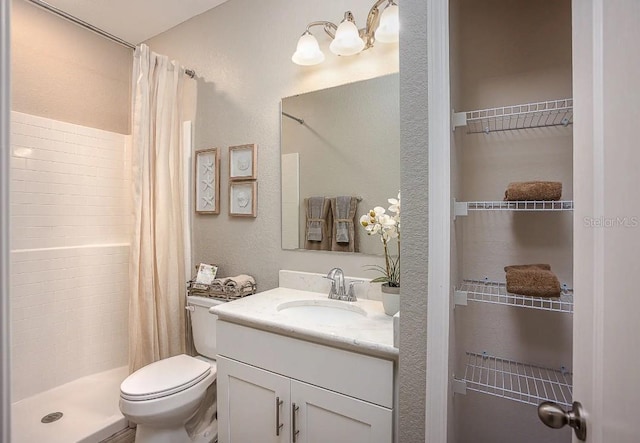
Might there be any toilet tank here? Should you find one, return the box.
[187,295,224,359]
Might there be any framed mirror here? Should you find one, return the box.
[281,73,400,255]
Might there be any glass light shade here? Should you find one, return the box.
[292,33,325,66]
[374,4,399,43]
[329,20,365,56]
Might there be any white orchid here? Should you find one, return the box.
[360,192,401,287]
[388,191,401,215]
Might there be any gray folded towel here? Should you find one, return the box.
[306,197,326,241]
[335,196,353,243]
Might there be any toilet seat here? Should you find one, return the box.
[121,354,212,401]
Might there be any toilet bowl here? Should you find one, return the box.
[120,296,224,443]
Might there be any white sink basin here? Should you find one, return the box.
[277,299,367,322]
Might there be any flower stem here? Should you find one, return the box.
[396,236,401,286]
[383,238,391,284]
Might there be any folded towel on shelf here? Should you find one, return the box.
[306,197,326,241]
[229,284,255,298]
[504,264,561,298]
[210,279,226,294]
[224,274,256,289]
[504,181,562,201]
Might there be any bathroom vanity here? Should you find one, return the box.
[210,282,397,443]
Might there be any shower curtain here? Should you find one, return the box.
[129,44,187,372]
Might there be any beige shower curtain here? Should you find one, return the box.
[129,44,187,373]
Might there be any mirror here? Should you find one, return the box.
[281,74,400,255]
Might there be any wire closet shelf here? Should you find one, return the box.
[455,98,573,134]
[459,352,573,408]
[467,200,573,211]
[458,280,573,313]
[454,200,574,217]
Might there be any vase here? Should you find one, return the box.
[381,284,400,316]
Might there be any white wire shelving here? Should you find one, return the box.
[453,98,573,134]
[454,200,574,217]
[456,280,573,313]
[455,352,573,408]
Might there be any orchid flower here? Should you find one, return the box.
[359,192,401,287]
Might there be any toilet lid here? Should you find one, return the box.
[120,354,211,401]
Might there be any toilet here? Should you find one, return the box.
[119,296,224,443]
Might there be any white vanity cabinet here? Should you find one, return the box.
[217,357,290,443]
[216,320,394,443]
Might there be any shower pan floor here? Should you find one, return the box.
[11,366,129,443]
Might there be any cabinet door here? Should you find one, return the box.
[217,356,290,443]
[291,380,392,443]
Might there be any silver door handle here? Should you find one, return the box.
[538,401,587,441]
[275,396,283,436]
[292,403,300,442]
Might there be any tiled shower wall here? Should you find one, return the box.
[10,112,131,401]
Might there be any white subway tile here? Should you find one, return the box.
[10,113,130,401]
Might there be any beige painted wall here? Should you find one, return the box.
[451,1,573,442]
[11,0,131,134]
[146,0,399,289]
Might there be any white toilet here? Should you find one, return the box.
[119,296,224,443]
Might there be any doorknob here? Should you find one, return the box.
[538,401,587,441]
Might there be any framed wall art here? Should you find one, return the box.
[229,181,257,217]
[229,144,257,180]
[195,148,220,214]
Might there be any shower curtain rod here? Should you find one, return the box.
[281,111,304,125]
[26,0,197,79]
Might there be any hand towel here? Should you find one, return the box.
[304,198,333,251]
[504,264,561,297]
[335,196,353,243]
[504,181,562,201]
[306,197,326,241]
[330,197,359,252]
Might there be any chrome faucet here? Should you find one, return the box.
[325,268,360,302]
[326,268,346,299]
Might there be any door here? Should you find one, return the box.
[217,356,290,443]
[569,1,640,442]
[290,380,392,443]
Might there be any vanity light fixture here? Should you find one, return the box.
[291,0,399,66]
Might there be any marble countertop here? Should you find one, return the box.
[210,287,398,360]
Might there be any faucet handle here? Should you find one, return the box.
[346,280,363,301]
[323,275,338,298]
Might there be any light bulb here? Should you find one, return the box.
[292,32,325,66]
[329,19,365,56]
[375,3,399,43]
